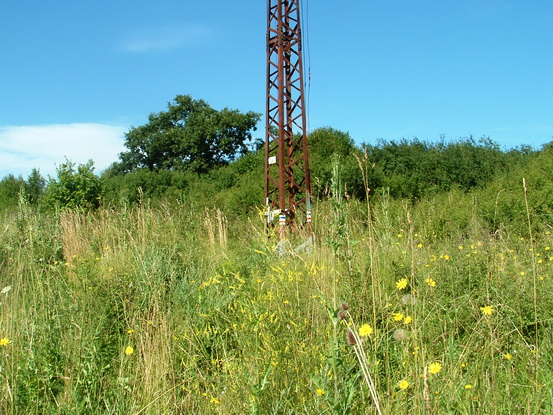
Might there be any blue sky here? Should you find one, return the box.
[1,0,552,178]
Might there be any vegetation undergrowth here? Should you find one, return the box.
[1,181,552,414]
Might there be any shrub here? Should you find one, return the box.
[42,160,103,210]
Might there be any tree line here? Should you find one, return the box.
[0,94,550,226]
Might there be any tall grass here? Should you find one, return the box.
[0,188,552,413]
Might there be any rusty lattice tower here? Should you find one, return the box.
[264,0,312,231]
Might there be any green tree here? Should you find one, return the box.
[118,95,261,174]
[43,160,103,210]
[0,174,26,211]
[308,127,365,198]
[25,168,46,205]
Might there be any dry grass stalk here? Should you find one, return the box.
[339,304,382,415]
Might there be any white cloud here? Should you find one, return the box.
[0,123,127,179]
[120,24,213,52]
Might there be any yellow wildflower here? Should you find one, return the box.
[396,278,408,290]
[404,315,413,325]
[359,324,374,337]
[316,388,325,396]
[428,362,442,375]
[465,384,473,389]
[480,305,495,316]
[398,379,409,390]
[124,346,134,356]
[425,277,436,287]
[392,313,404,322]
[503,353,512,360]
[0,338,10,346]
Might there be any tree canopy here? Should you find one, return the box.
[117,95,261,174]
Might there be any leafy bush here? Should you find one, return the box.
[103,168,195,205]
[477,141,553,231]
[363,136,519,199]
[42,160,103,210]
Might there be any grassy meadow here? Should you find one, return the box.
[1,188,553,414]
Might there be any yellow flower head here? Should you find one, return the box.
[0,337,10,346]
[480,305,495,316]
[428,362,442,375]
[465,384,473,389]
[398,379,409,390]
[392,312,404,322]
[425,277,437,287]
[124,346,134,356]
[359,324,374,337]
[396,278,408,290]
[503,353,512,360]
[316,388,325,396]
[404,315,413,325]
